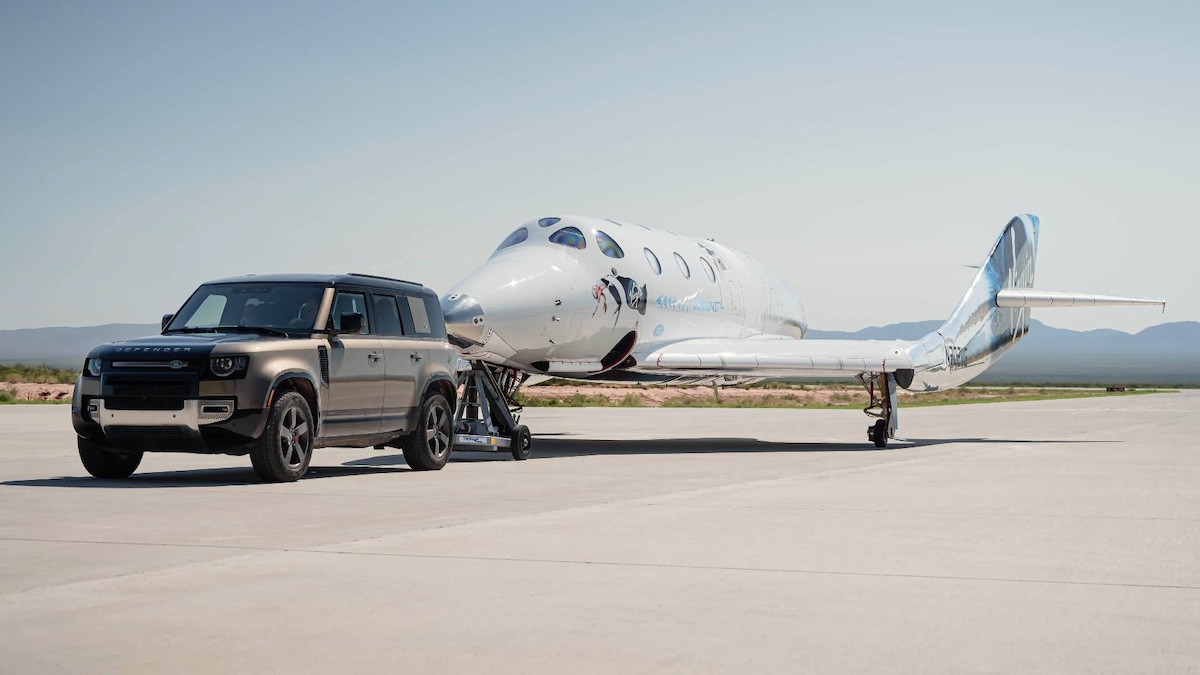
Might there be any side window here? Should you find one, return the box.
[673,252,691,279]
[372,294,404,336]
[331,291,370,334]
[644,247,662,275]
[700,257,716,282]
[407,296,431,335]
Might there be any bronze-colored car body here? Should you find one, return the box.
[71,273,460,481]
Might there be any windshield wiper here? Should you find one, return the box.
[162,327,217,334]
[211,325,290,338]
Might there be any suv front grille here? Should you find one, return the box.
[106,376,192,398]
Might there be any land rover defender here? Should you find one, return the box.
[71,273,460,482]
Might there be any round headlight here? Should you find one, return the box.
[210,356,247,377]
[86,358,103,377]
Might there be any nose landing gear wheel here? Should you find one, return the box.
[870,419,888,449]
[511,425,531,461]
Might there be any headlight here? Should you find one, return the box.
[209,356,248,378]
[86,358,103,377]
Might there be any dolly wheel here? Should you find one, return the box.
[511,425,532,461]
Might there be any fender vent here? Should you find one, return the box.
[317,346,329,383]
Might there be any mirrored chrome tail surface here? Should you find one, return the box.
[905,214,1039,392]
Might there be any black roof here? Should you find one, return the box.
[201,273,427,293]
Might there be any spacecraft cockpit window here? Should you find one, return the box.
[493,227,529,254]
[549,226,587,250]
[595,230,625,259]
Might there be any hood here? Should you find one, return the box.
[86,332,279,359]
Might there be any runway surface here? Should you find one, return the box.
[1,392,1197,673]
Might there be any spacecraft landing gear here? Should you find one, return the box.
[859,371,898,449]
[453,361,532,460]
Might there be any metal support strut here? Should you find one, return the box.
[858,371,899,449]
[453,361,533,460]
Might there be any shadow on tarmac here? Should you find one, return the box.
[2,463,411,489]
[3,436,1113,487]
[446,435,1111,462]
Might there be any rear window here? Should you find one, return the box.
[404,296,430,334]
[397,294,446,338]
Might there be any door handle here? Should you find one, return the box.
[410,353,423,361]
[368,352,383,362]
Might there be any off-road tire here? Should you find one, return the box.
[402,394,453,471]
[250,391,314,483]
[78,437,143,479]
[510,424,531,461]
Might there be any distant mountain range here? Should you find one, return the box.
[0,324,161,369]
[2,319,1197,385]
[807,320,1200,386]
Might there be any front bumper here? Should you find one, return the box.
[73,397,267,455]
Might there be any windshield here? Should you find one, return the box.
[492,227,529,256]
[166,283,328,334]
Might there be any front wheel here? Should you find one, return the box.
[403,394,453,471]
[250,391,314,483]
[870,419,889,449]
[78,438,143,479]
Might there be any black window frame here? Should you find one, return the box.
[368,292,406,337]
[329,287,373,335]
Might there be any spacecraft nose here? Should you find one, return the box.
[440,293,486,347]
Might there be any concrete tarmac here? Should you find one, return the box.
[1,392,1197,673]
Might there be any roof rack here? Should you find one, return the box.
[345,273,423,287]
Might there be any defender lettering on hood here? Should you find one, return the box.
[114,347,195,353]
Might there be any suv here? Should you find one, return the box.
[71,273,460,482]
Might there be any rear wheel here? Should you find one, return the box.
[250,391,314,483]
[510,424,531,461]
[78,438,143,479]
[403,394,453,471]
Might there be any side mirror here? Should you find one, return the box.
[161,314,174,331]
[332,312,364,335]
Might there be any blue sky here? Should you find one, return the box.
[1,1,1196,333]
